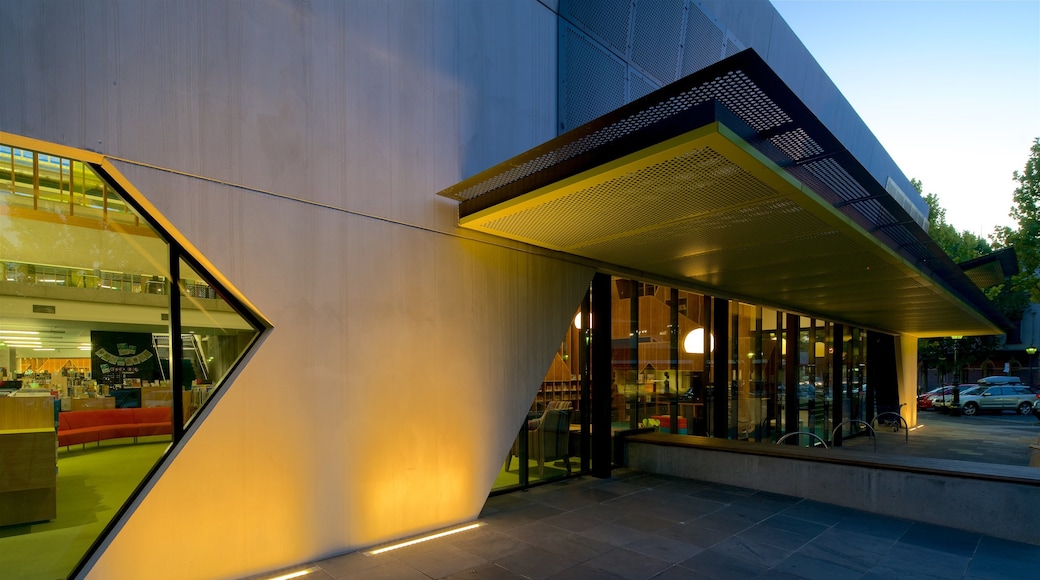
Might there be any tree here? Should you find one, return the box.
[918,180,992,263]
[993,137,1040,303]
[915,180,1001,385]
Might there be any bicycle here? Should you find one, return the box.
[874,402,907,432]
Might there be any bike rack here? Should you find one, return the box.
[871,413,909,442]
[775,431,828,448]
[831,420,876,452]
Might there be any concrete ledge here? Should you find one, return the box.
[626,433,1040,545]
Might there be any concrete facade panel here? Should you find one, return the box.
[0,0,557,232]
[0,1,587,578]
[89,161,593,578]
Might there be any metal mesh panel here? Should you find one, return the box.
[681,4,725,76]
[574,198,834,261]
[562,0,632,57]
[723,32,745,58]
[455,69,790,202]
[631,0,685,85]
[479,146,781,249]
[769,129,823,162]
[628,69,660,102]
[561,24,627,131]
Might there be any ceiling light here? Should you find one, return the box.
[683,328,714,354]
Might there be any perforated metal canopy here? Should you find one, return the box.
[437,49,1009,337]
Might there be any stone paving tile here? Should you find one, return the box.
[299,468,1035,580]
[652,520,736,549]
[390,543,488,578]
[880,540,973,578]
[677,548,770,579]
[576,520,655,547]
[450,529,533,561]
[735,514,828,552]
[966,535,1040,578]
[492,545,582,579]
[770,550,864,580]
[777,499,852,526]
[707,534,793,568]
[794,528,894,572]
[899,521,981,557]
[832,510,913,541]
[580,546,672,580]
[442,562,527,580]
[536,531,616,563]
[623,534,705,563]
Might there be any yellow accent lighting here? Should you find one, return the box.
[263,567,317,580]
[366,523,482,555]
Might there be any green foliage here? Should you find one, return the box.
[993,137,1040,304]
[921,187,992,263]
[918,336,998,384]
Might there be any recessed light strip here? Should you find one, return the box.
[366,523,483,555]
[262,567,318,580]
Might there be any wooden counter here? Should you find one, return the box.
[0,396,55,429]
[70,396,116,411]
[0,397,57,526]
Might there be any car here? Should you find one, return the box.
[1033,398,1040,423]
[947,384,1040,416]
[918,386,955,410]
[933,386,978,413]
[975,375,1026,386]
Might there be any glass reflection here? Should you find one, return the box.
[496,305,585,491]
[176,258,259,428]
[0,140,262,579]
[0,142,170,579]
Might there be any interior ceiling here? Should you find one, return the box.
[438,49,1008,338]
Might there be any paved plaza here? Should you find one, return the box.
[248,412,1040,579]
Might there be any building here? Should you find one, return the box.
[0,1,1013,579]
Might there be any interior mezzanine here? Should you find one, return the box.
[0,138,264,579]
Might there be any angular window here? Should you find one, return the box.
[0,137,266,579]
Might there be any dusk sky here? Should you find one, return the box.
[772,0,1040,238]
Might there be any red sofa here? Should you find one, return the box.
[57,407,173,448]
[651,414,688,434]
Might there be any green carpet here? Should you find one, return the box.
[0,437,169,580]
[494,456,570,490]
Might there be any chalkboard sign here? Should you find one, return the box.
[91,331,161,386]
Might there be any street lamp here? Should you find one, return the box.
[948,336,963,412]
[951,336,962,383]
[1028,345,1038,389]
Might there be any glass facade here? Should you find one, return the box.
[0,139,264,579]
[493,274,883,494]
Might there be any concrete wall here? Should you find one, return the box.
[557,0,927,222]
[1,1,596,578]
[628,439,1040,545]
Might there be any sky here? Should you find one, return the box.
[771,0,1040,238]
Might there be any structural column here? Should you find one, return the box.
[895,334,919,427]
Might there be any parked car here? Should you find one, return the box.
[975,375,1026,386]
[1033,398,1040,423]
[933,386,978,413]
[947,384,1040,416]
[918,386,955,410]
